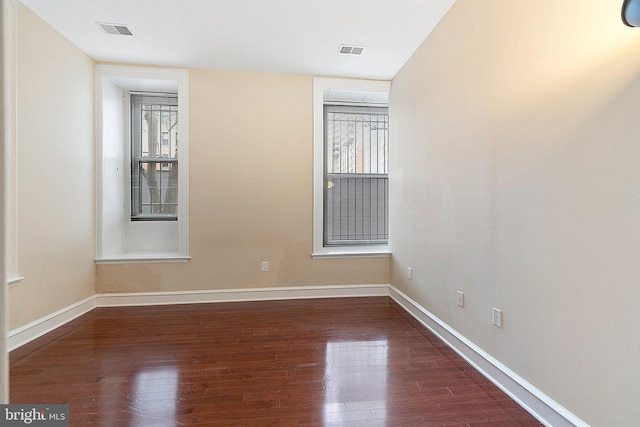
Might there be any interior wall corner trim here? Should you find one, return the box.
[388,286,589,427]
[7,295,97,352]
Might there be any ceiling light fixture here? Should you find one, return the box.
[338,45,365,56]
[96,22,133,36]
[622,0,640,27]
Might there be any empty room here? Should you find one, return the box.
[2,0,639,426]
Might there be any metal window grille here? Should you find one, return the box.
[324,105,389,245]
[131,93,179,220]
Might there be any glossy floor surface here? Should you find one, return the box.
[10,297,542,426]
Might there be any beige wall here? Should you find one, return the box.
[97,68,389,292]
[9,3,95,329]
[390,1,640,425]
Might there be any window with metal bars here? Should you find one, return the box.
[131,93,179,220]
[324,105,389,245]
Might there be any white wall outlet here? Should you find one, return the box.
[407,267,413,280]
[492,307,503,327]
[456,291,464,308]
[261,261,269,272]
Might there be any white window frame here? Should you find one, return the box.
[312,77,391,259]
[129,93,179,221]
[95,65,189,263]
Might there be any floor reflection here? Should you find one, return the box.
[323,340,388,425]
[130,366,179,425]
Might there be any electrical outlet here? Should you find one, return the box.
[492,307,503,328]
[261,261,269,272]
[407,267,413,280]
[456,291,464,308]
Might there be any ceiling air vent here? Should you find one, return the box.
[338,45,365,55]
[97,22,133,36]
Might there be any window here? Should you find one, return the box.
[130,94,179,220]
[324,105,389,245]
[313,78,391,258]
[95,65,189,263]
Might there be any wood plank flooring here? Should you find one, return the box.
[10,297,543,426]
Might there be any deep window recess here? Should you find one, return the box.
[323,105,389,246]
[131,93,179,220]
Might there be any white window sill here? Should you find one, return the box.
[95,255,191,264]
[7,276,25,286]
[312,245,391,259]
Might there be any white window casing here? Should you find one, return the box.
[312,77,391,259]
[95,65,189,263]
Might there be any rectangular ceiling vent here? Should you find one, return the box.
[338,45,365,56]
[97,22,133,36]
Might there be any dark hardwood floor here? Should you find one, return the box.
[10,297,542,426]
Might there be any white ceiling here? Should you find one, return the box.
[21,0,455,81]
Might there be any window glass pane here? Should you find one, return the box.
[131,94,179,219]
[140,103,178,159]
[137,161,178,215]
[324,105,389,245]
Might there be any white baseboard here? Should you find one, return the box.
[389,286,589,427]
[96,284,390,307]
[7,283,587,427]
[7,295,96,352]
